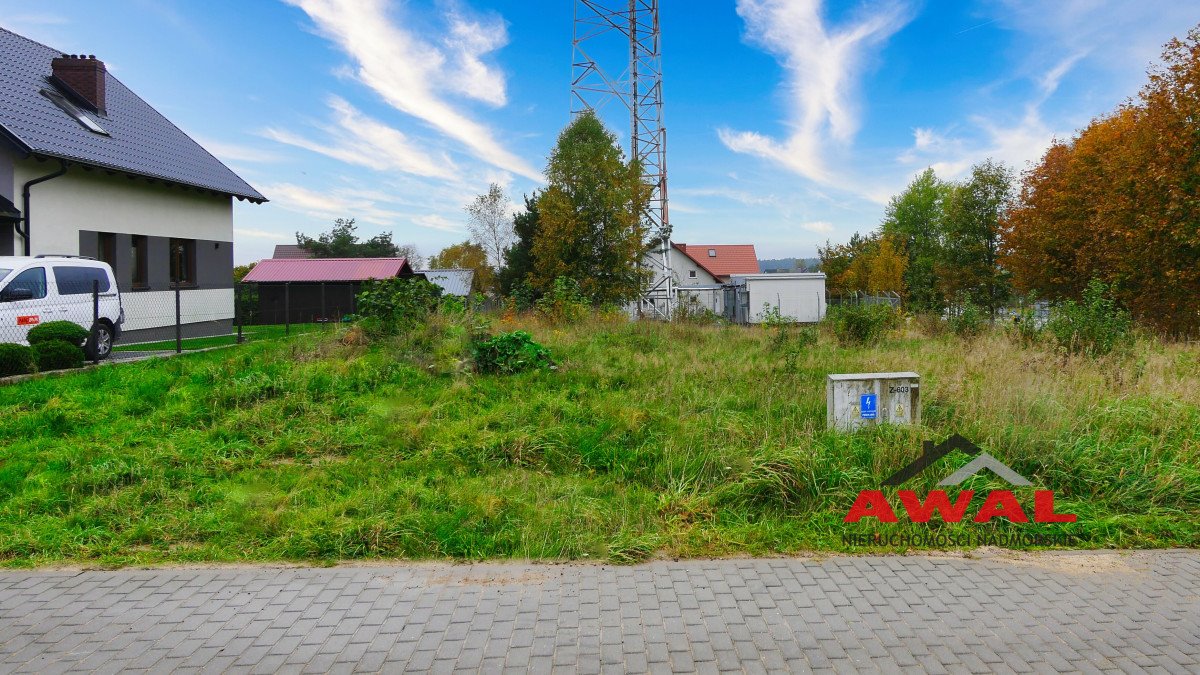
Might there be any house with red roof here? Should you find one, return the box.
[670,243,760,285]
[661,243,759,316]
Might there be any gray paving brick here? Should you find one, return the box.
[0,552,1196,673]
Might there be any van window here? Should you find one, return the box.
[0,268,11,280]
[53,266,111,295]
[4,266,47,299]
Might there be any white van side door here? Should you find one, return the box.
[0,265,51,344]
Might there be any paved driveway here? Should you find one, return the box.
[1,551,1197,673]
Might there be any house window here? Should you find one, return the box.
[708,249,717,257]
[131,236,148,289]
[688,270,697,279]
[169,238,196,286]
[97,232,116,270]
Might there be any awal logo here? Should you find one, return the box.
[845,435,1076,524]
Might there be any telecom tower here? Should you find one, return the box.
[571,0,673,318]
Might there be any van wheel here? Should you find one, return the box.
[86,322,114,361]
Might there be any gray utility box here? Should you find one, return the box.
[827,372,920,431]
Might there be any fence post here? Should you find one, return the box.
[175,280,182,354]
[91,279,100,365]
[236,284,244,344]
[285,282,291,336]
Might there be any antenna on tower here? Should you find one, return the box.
[572,0,674,319]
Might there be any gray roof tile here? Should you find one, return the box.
[0,28,265,202]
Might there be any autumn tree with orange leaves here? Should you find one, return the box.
[1003,25,1200,335]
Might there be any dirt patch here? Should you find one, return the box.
[981,549,1144,576]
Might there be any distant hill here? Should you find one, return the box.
[758,257,821,273]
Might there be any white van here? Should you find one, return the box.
[0,256,124,360]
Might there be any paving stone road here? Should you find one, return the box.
[1,551,1197,673]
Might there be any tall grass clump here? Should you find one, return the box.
[827,303,897,345]
[947,300,987,338]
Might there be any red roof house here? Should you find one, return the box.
[673,243,759,282]
[272,244,313,260]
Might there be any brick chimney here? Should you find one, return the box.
[51,54,106,114]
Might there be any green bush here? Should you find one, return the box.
[827,303,897,346]
[472,330,555,374]
[355,277,443,334]
[33,340,85,371]
[508,280,539,312]
[1047,279,1133,356]
[0,343,35,377]
[947,301,986,338]
[27,321,88,348]
[673,296,722,325]
[535,277,589,324]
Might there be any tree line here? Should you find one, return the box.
[823,25,1200,335]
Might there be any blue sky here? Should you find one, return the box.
[3,1,1198,265]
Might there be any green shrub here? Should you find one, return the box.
[0,343,35,377]
[827,303,897,346]
[355,277,443,334]
[439,294,467,315]
[673,296,722,324]
[947,301,986,338]
[1047,279,1133,356]
[472,330,555,374]
[508,281,539,312]
[26,321,89,348]
[33,340,85,371]
[535,277,589,324]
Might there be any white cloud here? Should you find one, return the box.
[673,187,781,208]
[263,97,455,179]
[899,51,1085,180]
[261,182,405,226]
[800,220,834,234]
[284,0,540,181]
[719,0,911,183]
[234,228,292,241]
[261,182,466,234]
[442,9,509,106]
[195,137,285,164]
[411,214,465,233]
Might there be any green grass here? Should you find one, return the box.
[1,313,1197,567]
[114,323,329,352]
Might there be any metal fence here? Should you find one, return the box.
[827,291,903,309]
[235,281,360,328]
[1,275,365,365]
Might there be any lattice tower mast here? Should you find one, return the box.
[571,0,673,318]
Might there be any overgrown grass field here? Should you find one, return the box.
[1,314,1197,566]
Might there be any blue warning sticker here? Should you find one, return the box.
[860,393,878,419]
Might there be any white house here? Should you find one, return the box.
[0,29,265,340]
[639,242,760,317]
